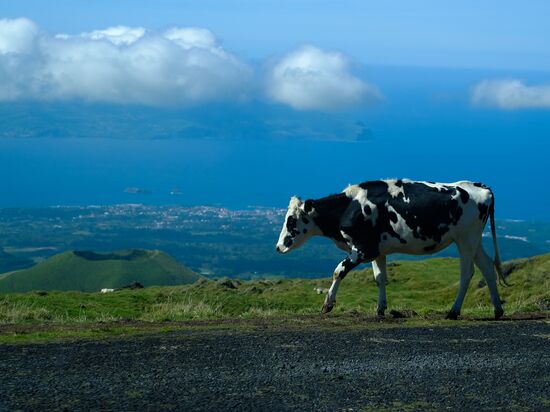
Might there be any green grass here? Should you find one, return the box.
[0,249,199,293]
[1,253,549,325]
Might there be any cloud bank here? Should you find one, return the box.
[0,18,251,106]
[472,79,550,109]
[266,46,380,111]
[0,18,377,111]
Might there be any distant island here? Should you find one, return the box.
[124,187,151,194]
[170,187,183,195]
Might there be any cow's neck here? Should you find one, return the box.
[312,193,351,242]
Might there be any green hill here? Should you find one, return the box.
[0,249,200,293]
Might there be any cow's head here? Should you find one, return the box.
[276,196,318,253]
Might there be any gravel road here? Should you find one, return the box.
[0,320,549,411]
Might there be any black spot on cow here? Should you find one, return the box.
[310,193,352,243]
[340,200,383,259]
[286,216,297,231]
[303,199,314,213]
[473,182,489,189]
[283,236,293,247]
[395,179,403,187]
[338,258,358,279]
[363,205,371,215]
[358,180,388,194]
[478,202,489,221]
[388,211,398,223]
[303,228,308,234]
[286,216,299,237]
[424,244,438,252]
[382,234,388,241]
[448,199,463,224]
[302,217,309,224]
[457,187,470,203]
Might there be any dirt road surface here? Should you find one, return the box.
[0,319,549,411]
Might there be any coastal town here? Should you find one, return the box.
[0,203,548,279]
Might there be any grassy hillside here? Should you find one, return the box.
[0,253,548,325]
[0,249,199,293]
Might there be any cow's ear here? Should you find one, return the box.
[303,199,314,214]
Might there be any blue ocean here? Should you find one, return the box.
[1,67,548,219]
[0,131,548,221]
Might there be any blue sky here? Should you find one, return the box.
[3,0,550,70]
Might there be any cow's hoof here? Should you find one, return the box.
[494,308,504,320]
[445,310,459,320]
[322,303,334,314]
[376,309,386,318]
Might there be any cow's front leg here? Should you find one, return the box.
[322,248,364,314]
[372,255,387,317]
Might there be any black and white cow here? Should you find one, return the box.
[276,179,507,319]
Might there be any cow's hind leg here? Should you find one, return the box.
[323,248,364,314]
[474,245,504,319]
[447,245,475,320]
[372,256,387,317]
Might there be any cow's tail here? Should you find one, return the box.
[489,195,510,287]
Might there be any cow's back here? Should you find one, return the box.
[341,179,492,256]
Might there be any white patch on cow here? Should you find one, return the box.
[456,181,492,205]
[379,203,418,254]
[340,231,353,243]
[386,179,410,202]
[343,184,378,225]
[288,196,301,211]
[416,181,447,191]
[325,277,341,308]
[101,288,114,293]
[343,184,358,196]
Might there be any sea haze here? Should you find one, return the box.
[0,66,549,220]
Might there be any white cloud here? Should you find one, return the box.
[472,79,550,109]
[0,18,252,105]
[0,18,38,55]
[0,19,383,111]
[164,27,216,50]
[64,26,147,46]
[266,46,380,111]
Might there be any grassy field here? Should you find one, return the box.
[1,253,548,331]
